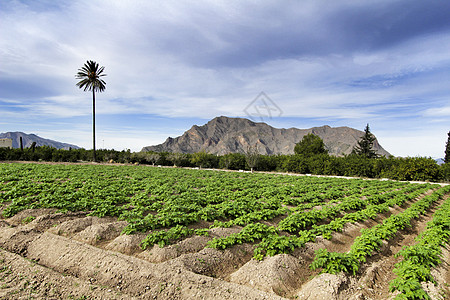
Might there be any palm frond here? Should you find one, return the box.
[75,60,107,92]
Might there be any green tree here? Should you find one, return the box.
[445,131,450,164]
[294,133,328,156]
[352,124,378,158]
[220,153,234,169]
[219,153,246,170]
[147,152,161,166]
[76,60,106,162]
[191,151,217,169]
[245,144,260,172]
[167,152,187,167]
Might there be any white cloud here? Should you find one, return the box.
[424,106,450,117]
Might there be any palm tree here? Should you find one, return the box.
[75,60,106,162]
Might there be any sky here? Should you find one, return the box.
[1,0,449,158]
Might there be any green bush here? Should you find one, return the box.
[439,163,450,182]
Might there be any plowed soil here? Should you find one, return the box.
[1,192,449,300]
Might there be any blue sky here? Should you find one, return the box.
[1,0,449,157]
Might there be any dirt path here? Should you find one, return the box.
[0,247,129,300]
[0,210,285,300]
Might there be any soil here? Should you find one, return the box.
[0,192,449,299]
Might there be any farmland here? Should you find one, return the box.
[0,162,449,299]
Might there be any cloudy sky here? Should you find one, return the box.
[1,0,449,157]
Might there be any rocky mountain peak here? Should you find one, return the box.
[0,132,79,150]
[142,116,390,156]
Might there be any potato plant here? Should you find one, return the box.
[1,162,447,298]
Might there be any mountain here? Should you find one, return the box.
[142,116,390,156]
[0,132,80,150]
[435,158,445,165]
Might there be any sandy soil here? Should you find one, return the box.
[0,195,449,299]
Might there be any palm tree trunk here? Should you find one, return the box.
[92,89,96,162]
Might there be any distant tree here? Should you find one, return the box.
[130,152,159,165]
[147,153,161,166]
[294,133,328,156]
[167,152,186,167]
[191,151,212,169]
[445,131,450,164]
[245,144,260,173]
[76,60,106,162]
[219,153,246,170]
[352,124,378,159]
[221,153,234,169]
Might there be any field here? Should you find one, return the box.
[0,162,449,299]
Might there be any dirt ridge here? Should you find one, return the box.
[0,218,285,299]
[0,193,449,299]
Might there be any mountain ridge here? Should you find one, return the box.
[0,132,80,150]
[142,116,390,156]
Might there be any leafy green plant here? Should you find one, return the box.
[141,225,194,249]
[21,215,36,224]
[389,185,450,299]
[310,249,359,275]
[310,186,448,278]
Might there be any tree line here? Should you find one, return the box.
[0,145,448,182]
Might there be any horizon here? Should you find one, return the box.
[1,1,449,158]
[0,116,445,159]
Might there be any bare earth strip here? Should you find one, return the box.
[0,247,127,300]
[0,212,284,299]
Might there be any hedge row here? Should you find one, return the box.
[0,147,448,182]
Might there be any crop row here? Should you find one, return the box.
[208,181,408,230]
[389,185,450,300]
[253,184,433,260]
[1,163,414,227]
[0,163,438,262]
[310,185,449,278]
[207,184,432,259]
[136,183,431,250]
